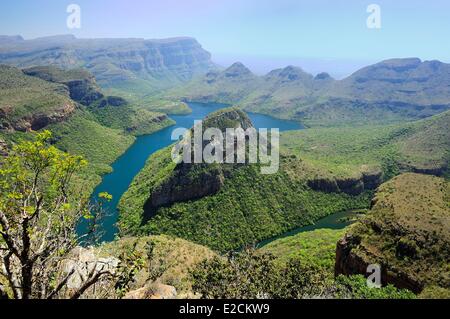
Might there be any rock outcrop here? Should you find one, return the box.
[307,168,383,195]
[23,66,105,106]
[62,247,119,291]
[0,65,78,132]
[124,283,177,299]
[143,108,253,219]
[0,35,215,91]
[20,103,76,131]
[335,173,450,293]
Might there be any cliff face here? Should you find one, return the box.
[15,103,76,132]
[23,66,105,106]
[307,169,383,195]
[0,65,77,132]
[335,173,450,293]
[0,35,215,92]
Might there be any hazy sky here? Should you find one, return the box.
[1,0,449,77]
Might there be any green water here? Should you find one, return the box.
[256,210,361,248]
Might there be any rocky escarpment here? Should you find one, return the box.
[0,64,78,132]
[23,66,105,106]
[335,173,450,293]
[0,35,215,91]
[307,168,383,195]
[143,108,253,220]
[12,103,76,132]
[0,97,76,132]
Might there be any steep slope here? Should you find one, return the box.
[166,58,450,126]
[22,65,106,106]
[297,58,450,126]
[0,35,215,97]
[335,173,450,293]
[0,65,173,192]
[243,66,333,118]
[261,228,347,271]
[0,65,76,131]
[330,58,450,105]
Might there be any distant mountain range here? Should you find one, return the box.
[165,58,450,126]
[0,35,215,96]
[1,35,450,126]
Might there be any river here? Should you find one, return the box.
[78,102,303,242]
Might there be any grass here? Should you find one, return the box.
[280,110,450,180]
[88,103,175,136]
[0,64,176,194]
[118,109,448,253]
[22,65,95,83]
[261,228,346,272]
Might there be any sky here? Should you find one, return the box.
[1,0,449,77]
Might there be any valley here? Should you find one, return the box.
[0,34,448,300]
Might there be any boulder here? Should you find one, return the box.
[124,283,177,299]
[62,247,119,290]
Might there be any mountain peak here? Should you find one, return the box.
[265,65,312,82]
[314,72,333,80]
[203,107,253,132]
[223,62,253,78]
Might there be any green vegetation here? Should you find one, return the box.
[47,110,135,191]
[118,109,448,252]
[164,59,450,127]
[0,65,74,129]
[22,65,95,84]
[281,110,450,180]
[119,140,371,252]
[337,173,450,293]
[261,228,346,270]
[0,36,215,100]
[119,108,368,253]
[137,98,191,115]
[334,275,416,299]
[0,65,175,194]
[0,131,110,299]
[190,248,415,299]
[88,104,174,136]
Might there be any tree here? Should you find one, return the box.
[191,248,283,299]
[190,249,415,299]
[0,131,115,299]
